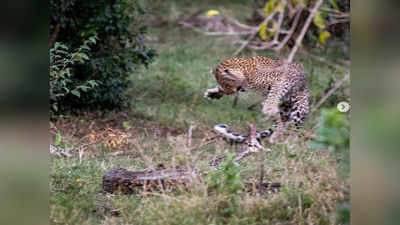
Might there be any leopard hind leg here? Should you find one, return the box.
[288,88,309,128]
[268,92,307,143]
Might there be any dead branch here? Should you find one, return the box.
[299,50,348,71]
[179,1,348,63]
[274,7,303,51]
[286,0,324,63]
[233,11,277,56]
[246,41,276,50]
[327,19,350,26]
[224,15,259,31]
[50,0,64,47]
[320,7,349,18]
[50,23,61,47]
[203,31,255,36]
[311,71,350,114]
[272,0,287,45]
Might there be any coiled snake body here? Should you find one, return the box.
[209,124,273,168]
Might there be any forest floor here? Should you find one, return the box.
[50,1,350,224]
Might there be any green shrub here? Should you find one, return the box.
[50,37,99,117]
[310,108,350,151]
[309,108,350,225]
[50,0,156,114]
[208,154,243,217]
[309,108,350,177]
[208,153,243,197]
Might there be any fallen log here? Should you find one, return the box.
[103,167,196,194]
[103,167,280,195]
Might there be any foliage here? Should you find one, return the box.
[50,37,99,117]
[207,153,243,216]
[310,108,349,151]
[336,202,350,225]
[208,154,243,196]
[50,0,156,114]
[205,10,220,18]
[258,22,269,40]
[256,0,349,51]
[310,108,350,177]
[318,30,331,44]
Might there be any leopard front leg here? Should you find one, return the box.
[262,79,295,143]
[262,79,294,118]
[268,99,291,143]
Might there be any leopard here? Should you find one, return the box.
[204,56,309,142]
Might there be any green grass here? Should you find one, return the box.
[50,1,350,224]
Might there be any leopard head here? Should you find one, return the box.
[212,62,246,95]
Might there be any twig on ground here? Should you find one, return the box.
[188,135,218,152]
[132,140,155,169]
[108,151,136,157]
[259,158,265,194]
[78,144,87,163]
[298,193,303,218]
[247,100,263,110]
[232,92,239,108]
[187,123,194,148]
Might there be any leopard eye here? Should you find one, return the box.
[224,69,230,73]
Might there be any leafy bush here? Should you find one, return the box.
[310,108,349,151]
[208,154,243,196]
[309,108,350,177]
[50,0,156,115]
[251,0,350,58]
[50,37,99,116]
[208,154,243,216]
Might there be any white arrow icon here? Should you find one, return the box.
[337,101,350,112]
